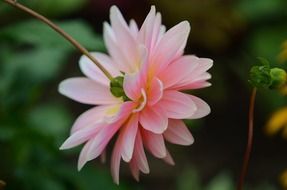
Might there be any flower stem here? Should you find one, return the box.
[237,88,257,190]
[3,0,113,80]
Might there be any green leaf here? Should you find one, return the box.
[0,0,87,18]
[236,0,286,22]
[3,48,67,82]
[27,103,72,138]
[249,26,287,63]
[0,19,105,51]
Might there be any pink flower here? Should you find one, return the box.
[59,5,213,184]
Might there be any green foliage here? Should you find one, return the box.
[0,19,104,50]
[0,0,87,18]
[249,58,287,89]
[236,0,286,22]
[249,64,272,88]
[0,18,125,190]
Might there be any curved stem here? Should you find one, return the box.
[3,0,113,80]
[237,88,257,190]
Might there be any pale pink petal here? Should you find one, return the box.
[149,13,162,52]
[138,6,156,49]
[139,105,168,134]
[158,90,196,119]
[86,121,123,162]
[100,149,106,163]
[147,78,163,106]
[123,72,142,100]
[142,129,166,158]
[103,22,131,72]
[71,105,113,134]
[190,58,213,77]
[152,21,191,74]
[132,89,147,113]
[78,139,93,170]
[162,149,175,166]
[121,113,139,162]
[79,52,121,86]
[132,130,150,173]
[173,80,212,91]
[159,25,166,37]
[159,55,199,89]
[109,112,139,184]
[129,19,139,39]
[111,135,122,185]
[172,58,213,90]
[123,46,148,100]
[58,77,121,105]
[164,119,194,145]
[138,45,149,85]
[129,158,140,181]
[110,6,139,73]
[138,8,162,53]
[187,95,211,119]
[60,125,102,150]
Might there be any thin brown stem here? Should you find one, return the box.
[237,88,257,190]
[3,0,113,80]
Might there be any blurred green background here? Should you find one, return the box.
[0,0,287,189]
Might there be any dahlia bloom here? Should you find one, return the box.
[59,5,213,184]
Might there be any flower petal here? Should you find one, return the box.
[111,135,122,185]
[132,89,147,113]
[159,55,199,89]
[123,46,148,101]
[158,90,196,119]
[187,95,211,119]
[139,105,168,134]
[147,77,163,106]
[142,129,166,158]
[77,139,94,170]
[71,105,113,134]
[86,121,123,162]
[58,77,121,105]
[129,158,140,181]
[164,119,194,145]
[132,130,150,174]
[172,58,213,90]
[79,52,121,86]
[121,113,139,162]
[60,125,102,150]
[138,6,156,49]
[162,149,175,166]
[103,22,131,72]
[110,6,139,72]
[123,72,142,100]
[106,101,135,123]
[129,19,139,39]
[152,21,191,74]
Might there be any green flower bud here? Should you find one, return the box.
[269,68,287,89]
[249,65,271,88]
[110,76,130,101]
